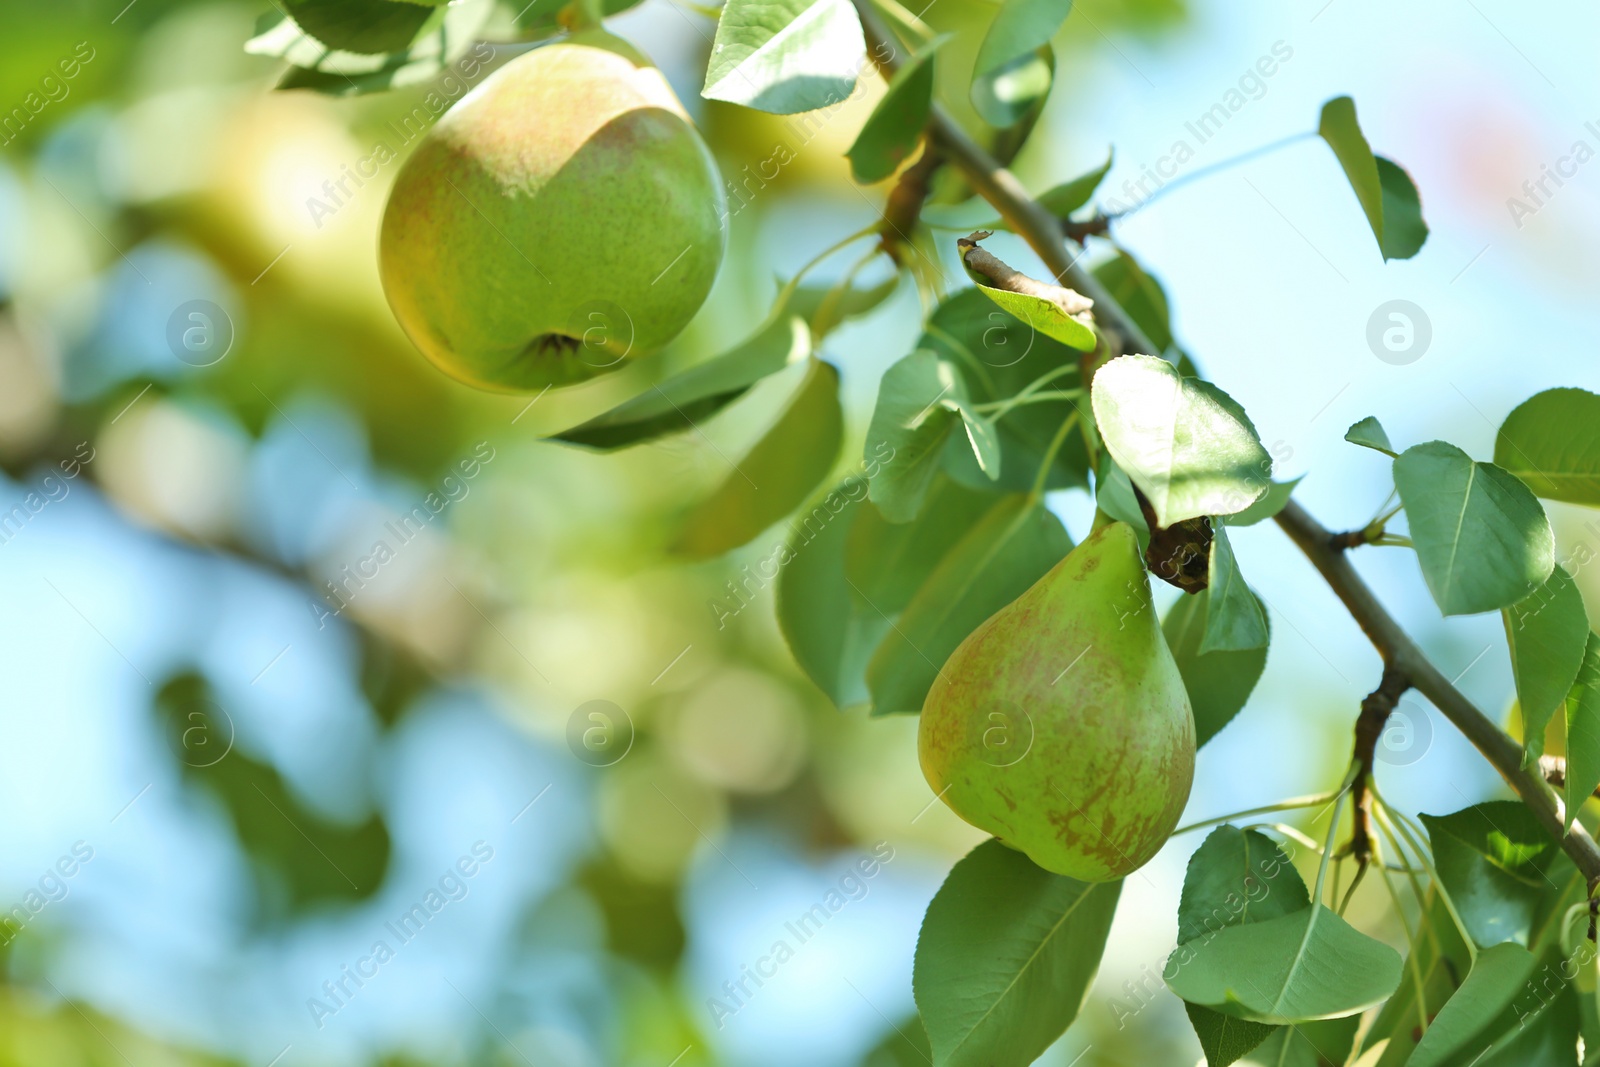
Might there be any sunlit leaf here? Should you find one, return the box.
[1421,801,1568,948]
[1316,96,1428,261]
[1393,441,1555,616]
[847,37,946,183]
[971,0,1069,128]
[673,357,843,558]
[1345,416,1396,457]
[975,285,1096,351]
[1495,388,1600,505]
[550,316,808,450]
[1091,354,1271,526]
[702,0,865,114]
[1502,566,1590,764]
[1163,590,1268,747]
[865,350,966,522]
[914,839,1120,1067]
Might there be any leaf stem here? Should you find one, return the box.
[1313,767,1359,907]
[1028,412,1080,500]
[975,388,1083,417]
[1370,826,1431,1039]
[1171,791,1343,838]
[1374,797,1478,966]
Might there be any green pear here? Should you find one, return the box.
[379,37,726,393]
[919,520,1195,881]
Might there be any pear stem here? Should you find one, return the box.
[853,0,1600,894]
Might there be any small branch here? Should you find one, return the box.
[1347,664,1411,866]
[957,232,1094,315]
[879,141,943,267]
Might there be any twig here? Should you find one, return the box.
[849,0,1600,892]
[956,232,1094,315]
[1346,664,1411,866]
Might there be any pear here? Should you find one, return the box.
[379,37,726,393]
[919,520,1195,881]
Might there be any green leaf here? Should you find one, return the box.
[702,0,865,114]
[1238,1018,1359,1067]
[974,285,1096,351]
[1421,801,1566,948]
[845,478,996,615]
[1393,441,1555,616]
[550,316,808,450]
[1407,941,1538,1067]
[248,0,492,95]
[946,399,1002,480]
[1359,892,1473,1067]
[971,46,1053,130]
[1503,566,1590,764]
[1375,156,1428,261]
[1095,456,1150,549]
[1316,96,1428,261]
[673,357,843,558]
[1163,590,1268,748]
[1165,904,1402,1024]
[1495,388,1600,505]
[913,839,1120,1067]
[1225,478,1301,527]
[1178,826,1310,945]
[971,0,1070,128]
[787,272,900,340]
[1344,416,1396,457]
[918,288,1092,494]
[1186,1003,1277,1067]
[1037,150,1115,218]
[1565,634,1600,822]
[1202,525,1268,654]
[866,495,1071,714]
[1093,250,1175,354]
[284,0,432,53]
[1477,980,1580,1067]
[847,37,945,184]
[775,480,890,709]
[1091,354,1271,526]
[865,350,965,522]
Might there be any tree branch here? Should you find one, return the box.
[851,0,1600,889]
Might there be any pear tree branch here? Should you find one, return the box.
[851,0,1600,891]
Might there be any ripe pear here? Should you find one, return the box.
[919,521,1195,881]
[379,36,726,393]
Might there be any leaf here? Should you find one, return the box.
[1238,1018,1360,1067]
[971,0,1070,128]
[1225,478,1301,527]
[1565,634,1600,822]
[1186,1003,1277,1067]
[248,0,492,95]
[673,358,843,558]
[702,0,866,114]
[1421,801,1567,948]
[946,400,1002,480]
[1179,826,1310,945]
[775,480,890,709]
[866,495,1071,714]
[788,272,900,339]
[284,0,433,53]
[975,285,1096,351]
[1163,590,1268,748]
[1503,566,1590,764]
[1095,457,1150,549]
[847,36,945,184]
[1165,904,1403,1024]
[918,288,1092,494]
[1477,980,1580,1067]
[1344,416,1396,457]
[1037,150,1115,218]
[1393,441,1555,616]
[550,316,808,450]
[1316,96,1428,262]
[1407,941,1538,1067]
[1093,250,1175,354]
[1091,354,1271,526]
[1495,388,1600,505]
[845,478,995,614]
[865,351,965,522]
[1375,156,1428,261]
[1359,891,1473,1067]
[913,839,1120,1067]
[1202,525,1269,654]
